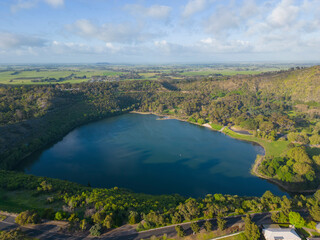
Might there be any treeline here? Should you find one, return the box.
[3,170,320,237]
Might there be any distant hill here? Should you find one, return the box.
[250,66,320,102]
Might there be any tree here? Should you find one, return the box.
[190,221,200,234]
[37,180,53,192]
[92,210,105,224]
[204,220,212,232]
[217,215,226,231]
[289,212,305,228]
[287,147,312,164]
[277,196,292,222]
[309,203,320,221]
[172,212,183,224]
[287,132,299,142]
[179,198,200,221]
[128,211,139,224]
[315,191,320,201]
[175,225,186,237]
[80,219,88,231]
[243,214,260,240]
[271,212,279,223]
[103,214,113,229]
[310,135,320,145]
[90,223,102,236]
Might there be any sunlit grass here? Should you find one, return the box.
[223,127,289,158]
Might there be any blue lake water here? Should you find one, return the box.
[21,113,285,197]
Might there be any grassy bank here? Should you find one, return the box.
[222,127,289,158]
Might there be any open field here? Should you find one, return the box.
[0,63,301,85]
[0,69,122,84]
[179,70,264,76]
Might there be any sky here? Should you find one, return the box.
[0,0,320,63]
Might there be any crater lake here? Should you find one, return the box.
[20,113,285,197]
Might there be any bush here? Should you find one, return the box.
[55,211,66,221]
[0,229,34,240]
[197,118,205,125]
[15,210,40,225]
[90,223,102,236]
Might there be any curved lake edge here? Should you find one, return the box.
[20,112,286,197]
[131,111,316,195]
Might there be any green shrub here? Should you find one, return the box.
[15,210,40,225]
[90,223,102,236]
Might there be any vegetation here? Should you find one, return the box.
[0,229,38,240]
[15,210,40,225]
[190,221,200,234]
[259,146,319,186]
[289,212,306,229]
[217,214,227,231]
[243,215,260,240]
[0,64,290,84]
[175,225,186,237]
[89,223,102,236]
[1,64,320,238]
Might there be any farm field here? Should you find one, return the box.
[0,63,301,85]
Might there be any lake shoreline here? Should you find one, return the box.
[23,111,283,197]
[130,111,319,195]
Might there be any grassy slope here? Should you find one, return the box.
[222,127,289,158]
[0,189,62,213]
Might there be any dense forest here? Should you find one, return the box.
[1,66,320,237]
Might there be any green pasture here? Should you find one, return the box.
[223,127,289,158]
[0,70,122,84]
[0,189,62,213]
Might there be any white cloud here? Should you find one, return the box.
[44,0,64,8]
[240,0,259,18]
[182,0,207,18]
[0,32,47,49]
[205,6,239,36]
[199,38,251,53]
[267,0,299,27]
[66,19,158,43]
[11,0,37,12]
[125,4,172,21]
[105,42,122,53]
[11,0,64,12]
[51,41,104,55]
